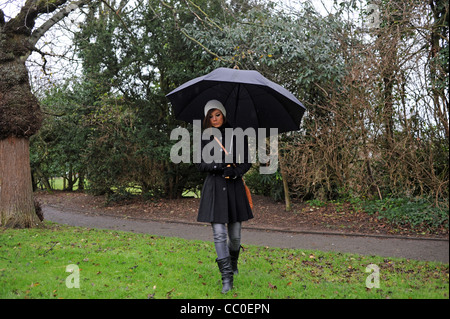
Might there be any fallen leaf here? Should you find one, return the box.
[166,288,175,299]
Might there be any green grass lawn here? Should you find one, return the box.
[0,222,448,299]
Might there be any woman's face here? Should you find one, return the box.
[209,109,224,128]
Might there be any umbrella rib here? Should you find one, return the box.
[260,85,300,131]
[175,82,222,121]
[242,84,261,130]
[233,83,241,126]
[223,83,235,125]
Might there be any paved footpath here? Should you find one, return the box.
[43,205,449,263]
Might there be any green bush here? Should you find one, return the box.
[363,198,449,231]
[245,166,284,202]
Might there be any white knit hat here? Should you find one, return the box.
[204,100,226,117]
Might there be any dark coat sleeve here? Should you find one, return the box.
[196,161,225,173]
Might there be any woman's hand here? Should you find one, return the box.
[223,165,237,179]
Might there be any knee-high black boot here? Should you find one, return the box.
[216,257,233,294]
[229,246,242,275]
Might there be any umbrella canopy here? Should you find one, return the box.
[166,67,306,134]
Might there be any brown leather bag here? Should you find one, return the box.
[243,180,253,209]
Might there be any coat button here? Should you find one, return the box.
[223,187,226,191]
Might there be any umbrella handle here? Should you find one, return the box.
[214,137,232,179]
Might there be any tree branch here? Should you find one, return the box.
[99,0,138,47]
[158,0,233,65]
[0,9,5,26]
[28,0,89,49]
[179,27,232,64]
[5,0,68,34]
[184,0,223,31]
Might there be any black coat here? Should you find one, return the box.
[196,124,253,224]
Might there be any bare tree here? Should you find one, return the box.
[0,0,88,228]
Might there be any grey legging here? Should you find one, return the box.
[211,222,242,259]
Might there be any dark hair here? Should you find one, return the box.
[203,108,227,129]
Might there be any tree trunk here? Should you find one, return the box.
[278,147,291,212]
[281,172,291,212]
[0,137,41,228]
[35,166,53,191]
[0,0,88,228]
[0,51,42,229]
[78,171,85,191]
[429,0,449,140]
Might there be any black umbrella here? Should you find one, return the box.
[166,67,306,134]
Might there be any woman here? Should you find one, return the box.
[196,99,253,294]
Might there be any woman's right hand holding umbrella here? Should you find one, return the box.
[223,165,237,179]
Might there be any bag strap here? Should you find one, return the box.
[215,134,252,208]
